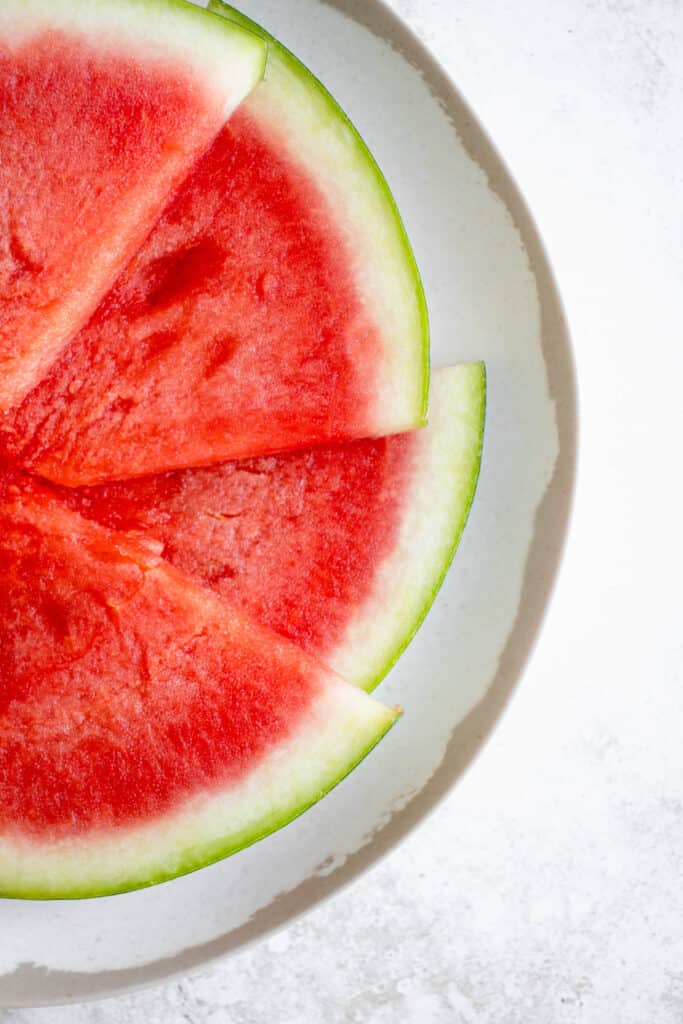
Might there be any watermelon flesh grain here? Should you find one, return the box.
[0,478,397,898]
[0,0,266,413]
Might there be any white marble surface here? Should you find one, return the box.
[2,0,682,1020]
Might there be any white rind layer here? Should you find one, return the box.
[0,679,397,899]
[209,1,429,434]
[0,0,267,115]
[329,365,486,691]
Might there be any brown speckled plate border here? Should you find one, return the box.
[0,0,576,1006]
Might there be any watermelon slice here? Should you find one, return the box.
[54,366,485,691]
[2,0,428,486]
[0,477,398,898]
[0,0,266,413]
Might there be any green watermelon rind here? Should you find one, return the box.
[329,364,487,692]
[208,0,430,432]
[0,685,398,900]
[0,0,268,114]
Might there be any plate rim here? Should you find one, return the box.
[0,0,577,1006]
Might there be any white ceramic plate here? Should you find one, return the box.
[0,0,576,1007]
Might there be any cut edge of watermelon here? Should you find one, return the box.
[208,0,429,433]
[329,363,486,692]
[0,0,268,116]
[0,681,398,900]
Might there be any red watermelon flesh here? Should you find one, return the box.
[0,4,266,413]
[0,471,395,847]
[56,431,415,669]
[41,363,487,693]
[3,110,402,486]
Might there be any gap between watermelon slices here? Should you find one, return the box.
[0,479,397,899]
[55,365,486,692]
[0,0,266,413]
[1,0,428,486]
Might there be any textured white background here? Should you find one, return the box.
[3,0,682,1020]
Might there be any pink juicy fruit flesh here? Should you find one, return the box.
[0,475,326,838]
[0,29,228,413]
[58,431,417,663]
[3,108,383,486]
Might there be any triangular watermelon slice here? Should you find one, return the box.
[0,477,397,898]
[0,0,266,413]
[56,365,485,691]
[2,0,428,486]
